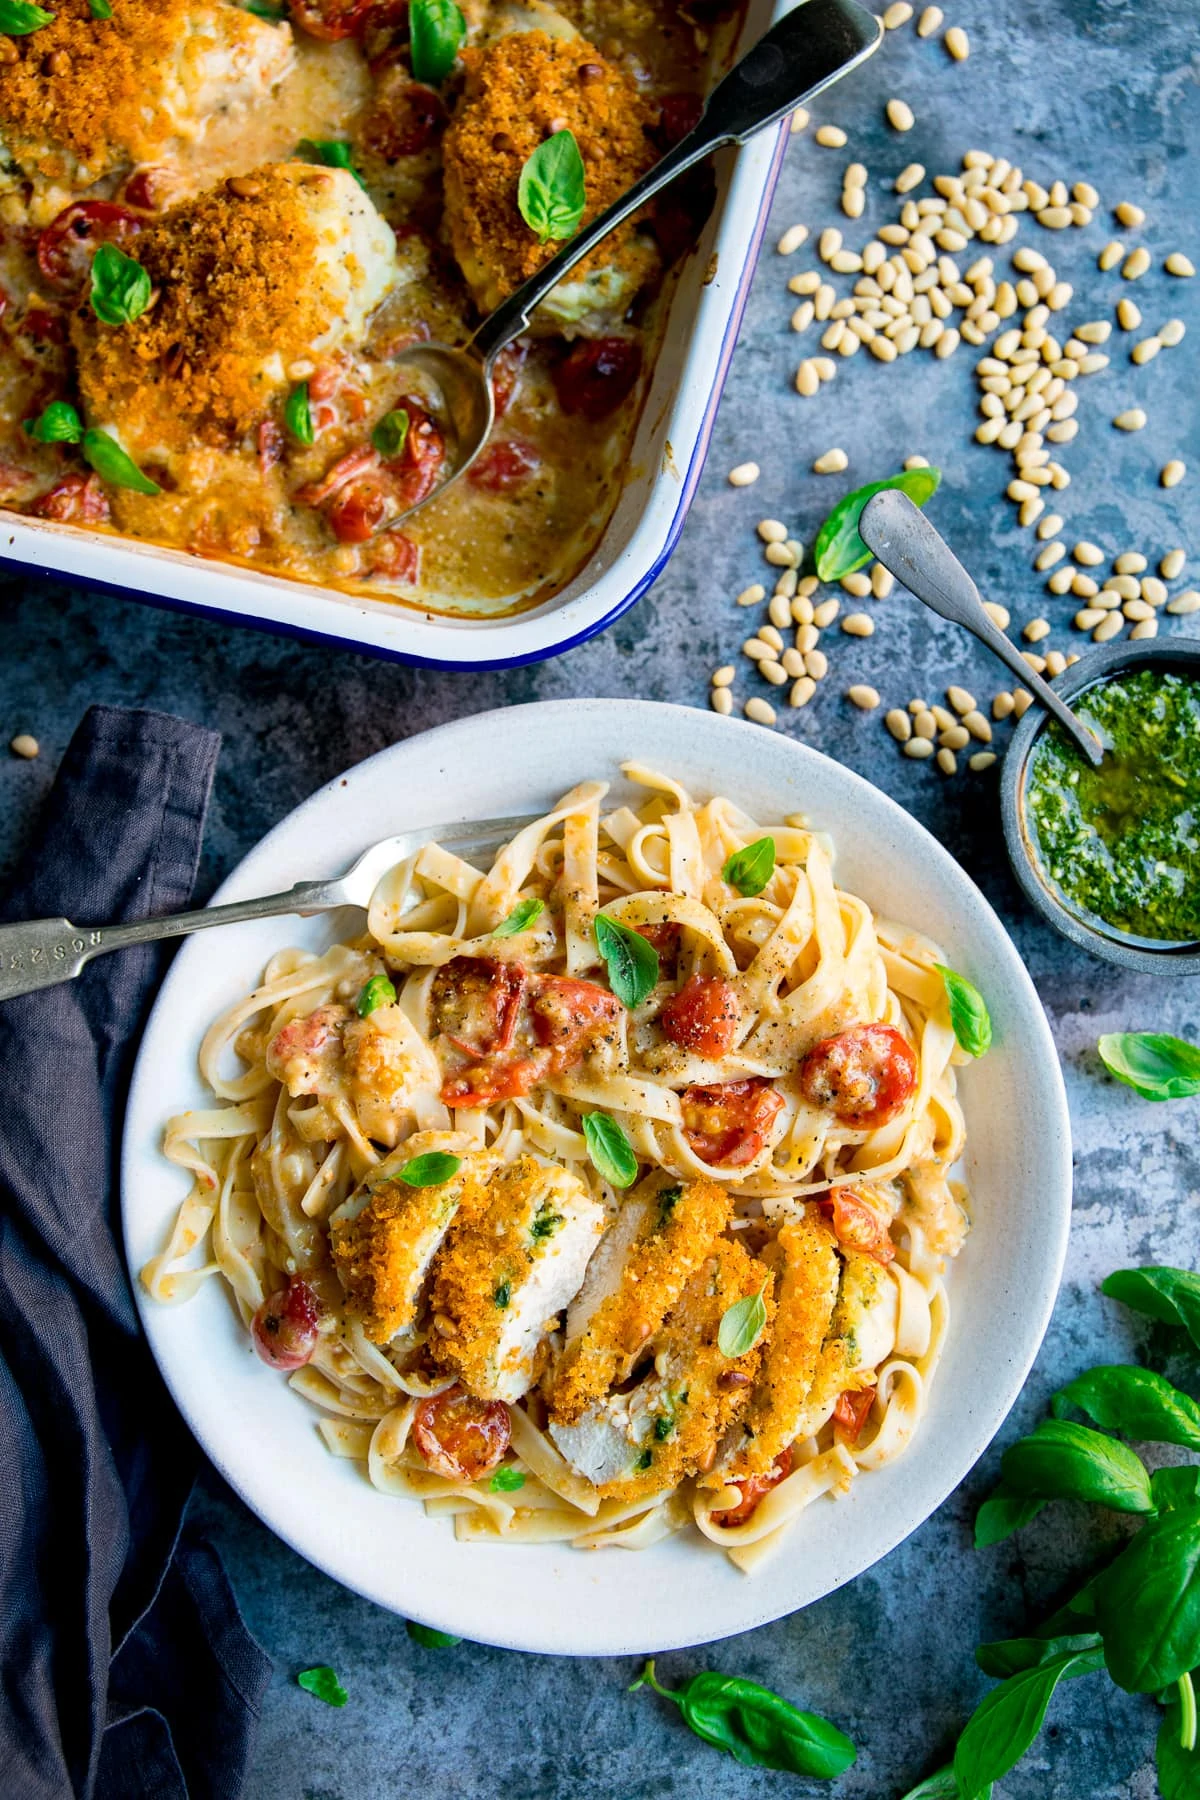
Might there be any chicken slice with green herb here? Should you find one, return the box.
[428,1154,606,1402]
[550,1172,732,1425]
[785,1247,901,1442]
[548,1238,772,1503]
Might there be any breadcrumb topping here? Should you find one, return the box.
[331,1179,459,1344]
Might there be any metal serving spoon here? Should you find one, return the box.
[0,813,540,1005]
[859,488,1105,767]
[382,0,883,527]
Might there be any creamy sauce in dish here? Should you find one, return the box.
[0,0,742,617]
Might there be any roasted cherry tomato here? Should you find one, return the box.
[635,921,681,978]
[251,1276,321,1370]
[798,1023,918,1130]
[120,166,177,212]
[383,396,446,508]
[37,200,144,288]
[432,956,527,1057]
[818,1189,896,1267]
[18,307,66,345]
[466,438,540,492]
[551,337,642,422]
[833,1384,878,1443]
[681,1076,784,1167]
[360,71,446,157]
[328,477,391,543]
[529,974,622,1058]
[490,341,528,418]
[29,472,111,523]
[655,92,704,150]
[413,1384,511,1481]
[715,1446,794,1529]
[365,528,420,581]
[660,974,741,1060]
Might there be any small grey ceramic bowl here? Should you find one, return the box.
[1000,638,1200,974]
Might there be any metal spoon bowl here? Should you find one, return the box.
[378,0,883,530]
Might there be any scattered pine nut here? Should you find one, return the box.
[903,738,935,760]
[1012,688,1034,719]
[1159,319,1187,347]
[1114,409,1147,431]
[736,583,766,607]
[1075,320,1112,345]
[912,708,937,739]
[1131,619,1159,640]
[813,597,840,628]
[1023,617,1051,643]
[882,0,913,24]
[1166,590,1200,616]
[743,638,774,662]
[943,24,969,59]
[1035,541,1066,571]
[992,692,1015,720]
[765,543,796,567]
[1047,566,1076,595]
[760,660,788,686]
[1114,200,1144,227]
[1161,549,1186,581]
[1098,240,1125,272]
[10,733,38,759]
[969,752,997,772]
[931,705,956,733]
[729,462,760,486]
[757,519,788,543]
[1093,613,1124,643]
[815,125,848,149]
[768,593,793,630]
[711,687,733,715]
[982,601,1010,630]
[1132,336,1161,365]
[842,188,866,221]
[1073,573,1099,599]
[1114,552,1147,574]
[1104,574,1140,599]
[916,4,942,34]
[1037,515,1065,542]
[887,99,916,132]
[711,665,735,688]
[758,624,784,651]
[781,647,806,678]
[936,748,957,776]
[1166,253,1196,277]
[1122,247,1151,280]
[848,684,881,709]
[794,623,819,653]
[777,224,810,256]
[1023,652,1047,674]
[789,270,821,295]
[842,613,875,637]
[1141,576,1168,606]
[744,697,777,726]
[813,447,849,474]
[804,649,829,680]
[840,572,872,599]
[962,710,993,742]
[790,107,809,134]
[844,162,868,190]
[896,163,926,194]
[791,302,815,333]
[1116,297,1141,331]
[1162,460,1186,488]
[796,360,820,396]
[871,563,895,599]
[1074,608,1105,631]
[1123,598,1154,622]
[789,676,817,708]
[886,708,913,741]
[1073,541,1104,567]
[943,686,974,716]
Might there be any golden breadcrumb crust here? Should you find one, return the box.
[330,1180,459,1344]
[598,1237,773,1505]
[72,168,339,455]
[550,1174,731,1425]
[442,29,657,307]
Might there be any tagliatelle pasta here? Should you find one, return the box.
[142,767,972,1570]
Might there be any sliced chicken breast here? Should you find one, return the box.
[786,1249,900,1442]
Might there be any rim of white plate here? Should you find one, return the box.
[122,700,1072,1655]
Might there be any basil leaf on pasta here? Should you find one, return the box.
[82,430,161,495]
[722,837,775,898]
[23,401,83,444]
[356,973,396,1016]
[398,1152,461,1188]
[297,1666,347,1706]
[518,129,587,246]
[493,897,544,937]
[489,1466,525,1492]
[582,1111,638,1189]
[90,241,151,326]
[408,0,465,84]
[285,381,314,445]
[936,964,993,1058]
[718,1281,768,1357]
[594,913,659,1009]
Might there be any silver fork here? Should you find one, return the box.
[0,813,539,1005]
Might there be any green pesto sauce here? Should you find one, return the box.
[1025,669,1200,942]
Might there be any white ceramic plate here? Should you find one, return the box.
[122,701,1071,1655]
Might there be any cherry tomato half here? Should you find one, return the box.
[37,201,144,288]
[833,1384,878,1443]
[29,473,111,523]
[251,1277,321,1370]
[466,439,540,492]
[660,974,741,1060]
[798,1023,918,1130]
[715,1446,794,1529]
[551,337,642,422]
[681,1077,785,1167]
[413,1384,511,1481]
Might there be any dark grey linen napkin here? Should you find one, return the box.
[0,705,272,1800]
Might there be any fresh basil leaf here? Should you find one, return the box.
[814,466,941,582]
[974,1484,1046,1548]
[493,1279,510,1309]
[406,1621,461,1648]
[284,382,314,445]
[88,0,112,17]
[722,837,776,898]
[1052,1365,1200,1452]
[899,1770,985,1800]
[1158,1687,1200,1800]
[409,0,465,84]
[953,1643,1104,1800]
[493,896,544,937]
[243,0,285,14]
[89,241,151,326]
[629,1660,855,1777]
[296,137,366,188]
[1095,1502,1200,1692]
[975,1631,1102,1681]
[369,408,410,460]
[1156,1469,1200,1513]
[0,0,54,32]
[356,973,397,1016]
[23,400,82,444]
[1098,1033,1200,1102]
[935,964,992,1058]
[489,1465,525,1492]
[1103,1267,1200,1354]
[582,1111,638,1189]
[81,429,161,495]
[297,1665,347,1706]
[594,913,659,1009]
[398,1151,461,1188]
[1001,1418,1154,1514]
[518,129,587,246]
[718,1281,769,1358]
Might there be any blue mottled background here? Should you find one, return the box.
[2,0,1199,1792]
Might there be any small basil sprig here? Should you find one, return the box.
[82,429,160,494]
[717,1280,769,1357]
[409,0,465,84]
[1098,1032,1200,1102]
[88,0,112,18]
[952,1641,1105,1800]
[594,914,659,1009]
[935,964,992,1058]
[582,1111,638,1189]
[489,1466,525,1492]
[722,837,775,898]
[1052,1365,1200,1452]
[406,1621,461,1648]
[972,1483,1045,1548]
[90,242,151,326]
[0,0,54,31]
[356,973,396,1016]
[1103,1266,1200,1354]
[285,382,314,445]
[23,400,82,444]
[398,1151,461,1188]
[371,407,410,459]
[898,1771,973,1800]
[296,1666,347,1706]
[814,466,941,582]
[297,137,365,188]
[493,896,544,937]
[1095,1501,1200,1692]
[629,1660,856,1777]
[999,1418,1154,1515]
[518,129,587,246]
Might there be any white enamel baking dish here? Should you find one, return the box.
[0,0,793,669]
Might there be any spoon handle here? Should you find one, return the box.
[859,489,1105,768]
[471,0,882,364]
